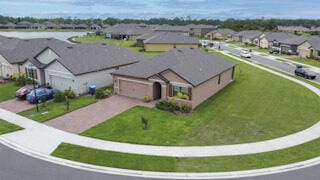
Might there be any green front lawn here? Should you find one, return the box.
[0,82,20,102]
[288,57,320,68]
[0,119,23,135]
[52,137,320,172]
[253,48,270,53]
[18,95,97,123]
[81,53,320,146]
[73,35,161,57]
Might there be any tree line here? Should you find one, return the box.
[0,15,319,31]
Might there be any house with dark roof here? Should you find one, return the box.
[297,36,320,58]
[258,32,297,48]
[232,30,262,44]
[90,24,101,30]
[186,24,216,38]
[74,24,88,30]
[2,23,16,29]
[154,25,190,35]
[277,26,311,33]
[278,36,309,53]
[142,32,199,52]
[112,47,236,108]
[43,21,60,29]
[104,24,152,40]
[205,29,237,40]
[0,36,22,77]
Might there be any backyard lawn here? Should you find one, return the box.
[81,52,320,146]
[0,82,20,102]
[0,119,23,135]
[73,35,161,57]
[18,95,97,123]
[288,57,320,68]
[52,137,320,172]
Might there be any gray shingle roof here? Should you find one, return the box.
[186,24,215,29]
[280,36,309,45]
[104,24,152,35]
[143,32,199,44]
[263,32,297,42]
[154,25,190,33]
[277,26,311,32]
[307,36,320,50]
[234,30,262,39]
[211,28,237,35]
[113,47,235,86]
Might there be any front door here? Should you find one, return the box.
[153,82,162,100]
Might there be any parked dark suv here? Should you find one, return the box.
[294,66,317,79]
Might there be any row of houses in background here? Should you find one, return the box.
[202,28,320,59]
[277,26,320,33]
[0,21,109,30]
[0,35,235,108]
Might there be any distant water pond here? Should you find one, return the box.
[0,32,87,42]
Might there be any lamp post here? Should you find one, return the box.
[31,69,39,112]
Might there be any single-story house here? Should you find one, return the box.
[104,24,152,40]
[136,31,163,47]
[186,24,216,38]
[43,21,60,29]
[60,24,75,29]
[90,24,101,30]
[297,36,320,58]
[206,29,237,40]
[258,32,297,49]
[278,36,309,53]
[74,24,88,30]
[112,47,236,108]
[15,21,32,29]
[143,32,199,52]
[2,23,16,29]
[232,30,262,44]
[22,41,146,95]
[277,26,311,33]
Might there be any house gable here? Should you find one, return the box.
[160,69,191,86]
[35,47,60,65]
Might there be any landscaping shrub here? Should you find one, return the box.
[139,48,145,52]
[94,88,113,99]
[181,103,192,113]
[143,95,152,102]
[174,92,189,100]
[64,87,76,99]
[156,99,180,112]
[53,92,66,102]
[14,76,34,86]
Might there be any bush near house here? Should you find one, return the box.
[53,88,76,102]
[173,92,189,100]
[143,95,152,102]
[94,88,113,99]
[156,99,192,114]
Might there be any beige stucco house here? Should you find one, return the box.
[205,29,236,40]
[297,37,320,58]
[112,47,236,108]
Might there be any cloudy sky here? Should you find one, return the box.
[0,0,319,19]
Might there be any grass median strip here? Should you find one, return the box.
[18,95,97,123]
[0,82,20,102]
[52,138,320,172]
[0,119,23,135]
[81,51,320,146]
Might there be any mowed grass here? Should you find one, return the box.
[288,57,320,68]
[74,35,161,57]
[18,95,97,123]
[52,138,320,172]
[0,82,20,102]
[0,119,23,135]
[81,52,320,146]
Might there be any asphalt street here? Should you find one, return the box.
[0,144,319,180]
[216,43,320,84]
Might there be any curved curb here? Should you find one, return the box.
[1,136,320,179]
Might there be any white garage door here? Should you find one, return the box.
[119,80,148,99]
[50,75,73,92]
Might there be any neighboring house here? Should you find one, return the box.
[277,26,311,33]
[297,36,320,58]
[31,23,45,30]
[112,47,236,108]
[206,29,237,40]
[104,24,152,40]
[311,27,320,32]
[102,24,111,29]
[278,36,309,53]
[154,25,190,35]
[2,23,16,29]
[90,24,101,30]
[186,24,215,38]
[74,24,87,30]
[43,21,60,29]
[60,24,75,29]
[15,21,32,29]
[232,30,262,44]
[143,32,199,52]
[258,32,297,49]
[136,31,163,47]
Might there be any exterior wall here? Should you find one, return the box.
[232,35,242,42]
[129,35,139,41]
[161,70,189,84]
[259,37,270,48]
[136,39,144,47]
[280,44,298,53]
[144,43,198,52]
[0,54,19,77]
[36,48,59,64]
[192,67,234,108]
[297,41,317,58]
[22,61,44,85]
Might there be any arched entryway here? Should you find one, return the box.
[153,82,162,100]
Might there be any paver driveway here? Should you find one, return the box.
[44,95,155,134]
[0,99,35,113]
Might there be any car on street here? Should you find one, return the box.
[240,51,251,58]
[26,87,59,103]
[294,67,317,79]
[15,85,34,99]
[269,49,280,54]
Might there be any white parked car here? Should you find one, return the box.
[240,51,251,58]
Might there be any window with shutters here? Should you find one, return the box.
[173,86,187,96]
[26,67,38,80]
